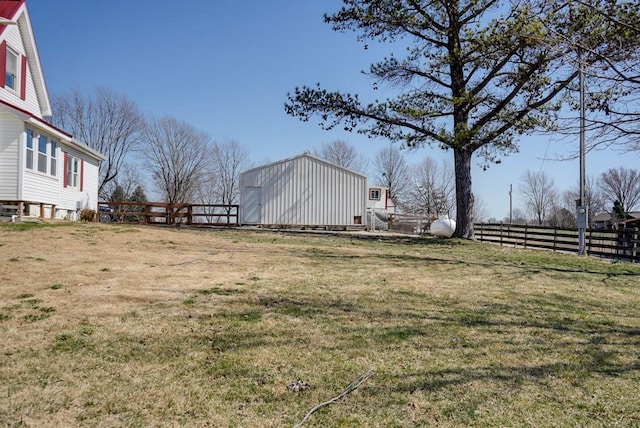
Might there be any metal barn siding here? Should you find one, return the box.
[240,153,367,226]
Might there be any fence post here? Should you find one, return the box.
[524,224,528,248]
[633,228,639,264]
[553,228,557,252]
[500,223,503,247]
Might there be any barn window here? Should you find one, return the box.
[369,189,381,200]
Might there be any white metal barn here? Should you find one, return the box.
[239,153,367,228]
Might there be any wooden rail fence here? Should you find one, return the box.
[97,202,239,227]
[475,223,640,263]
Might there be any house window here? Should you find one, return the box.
[5,48,18,91]
[66,155,80,188]
[25,129,34,170]
[37,135,47,173]
[50,141,57,177]
[369,189,381,200]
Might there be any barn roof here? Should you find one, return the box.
[241,152,367,178]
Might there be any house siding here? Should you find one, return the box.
[0,23,40,117]
[240,154,367,225]
[56,145,99,216]
[0,109,21,199]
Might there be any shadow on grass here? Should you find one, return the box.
[302,246,640,279]
[392,359,640,394]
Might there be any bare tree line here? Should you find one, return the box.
[514,166,640,227]
[52,87,252,209]
[52,87,638,228]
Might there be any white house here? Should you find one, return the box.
[0,0,104,220]
[239,153,367,228]
[366,185,396,230]
[367,185,396,215]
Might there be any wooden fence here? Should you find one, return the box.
[475,223,640,263]
[98,202,239,227]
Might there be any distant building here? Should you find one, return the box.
[239,153,367,228]
[366,185,396,215]
[0,0,104,220]
[366,185,396,230]
[592,212,640,230]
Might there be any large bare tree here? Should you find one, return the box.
[554,1,640,152]
[407,157,455,218]
[598,166,640,213]
[371,145,410,207]
[52,87,145,199]
[286,0,640,238]
[202,139,252,207]
[312,140,368,173]
[520,170,558,226]
[140,117,212,204]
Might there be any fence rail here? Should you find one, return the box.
[475,223,640,263]
[98,202,239,227]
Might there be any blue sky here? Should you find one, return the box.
[27,0,639,220]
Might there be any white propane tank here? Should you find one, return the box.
[430,216,456,238]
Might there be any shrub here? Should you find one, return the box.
[80,209,96,222]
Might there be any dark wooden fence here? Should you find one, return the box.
[475,223,640,263]
[98,202,239,227]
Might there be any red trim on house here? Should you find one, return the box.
[0,98,73,137]
[0,40,6,88]
[63,152,68,187]
[0,1,24,36]
[80,159,84,191]
[19,53,26,99]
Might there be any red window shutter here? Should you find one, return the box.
[63,153,68,187]
[0,41,6,88]
[80,159,84,191]
[20,55,26,100]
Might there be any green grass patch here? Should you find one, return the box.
[196,287,244,296]
[50,333,93,352]
[23,313,50,322]
[16,293,35,299]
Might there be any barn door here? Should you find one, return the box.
[244,187,262,224]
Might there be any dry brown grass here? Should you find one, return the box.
[1,222,639,427]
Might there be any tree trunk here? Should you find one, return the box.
[453,147,474,239]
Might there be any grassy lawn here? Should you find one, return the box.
[1,223,639,427]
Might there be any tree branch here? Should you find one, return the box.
[293,368,374,428]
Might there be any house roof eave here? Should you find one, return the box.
[0,98,105,162]
[1,1,52,117]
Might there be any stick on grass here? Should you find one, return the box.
[293,368,374,428]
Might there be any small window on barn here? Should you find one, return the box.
[369,189,381,200]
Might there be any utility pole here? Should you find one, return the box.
[509,184,513,224]
[577,49,588,255]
